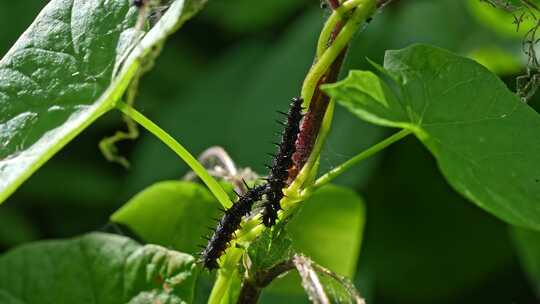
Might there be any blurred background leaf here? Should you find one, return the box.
[111,180,222,255]
[466,0,538,38]
[512,227,540,296]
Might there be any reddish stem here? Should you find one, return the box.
[290,0,388,180]
[289,18,348,180]
[290,50,346,180]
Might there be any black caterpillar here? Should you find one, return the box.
[200,184,267,270]
[262,97,303,227]
[199,97,303,269]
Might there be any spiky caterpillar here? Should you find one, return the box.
[262,97,303,227]
[200,184,266,270]
[200,98,303,269]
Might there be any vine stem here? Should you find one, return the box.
[316,10,342,57]
[207,272,231,304]
[310,129,411,191]
[301,0,376,106]
[115,101,233,209]
[342,0,370,10]
[207,1,377,303]
[207,248,242,304]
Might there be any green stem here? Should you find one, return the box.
[207,273,229,304]
[116,101,233,209]
[207,245,244,304]
[317,0,372,59]
[310,129,411,190]
[207,265,239,304]
[316,12,341,58]
[342,0,369,10]
[301,0,376,106]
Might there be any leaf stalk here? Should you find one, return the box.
[115,101,233,209]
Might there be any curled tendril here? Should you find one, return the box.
[481,0,540,102]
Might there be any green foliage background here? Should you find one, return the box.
[0,0,538,303]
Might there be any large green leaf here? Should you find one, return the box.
[111,180,222,255]
[289,185,365,278]
[0,232,197,303]
[324,44,540,230]
[0,0,207,204]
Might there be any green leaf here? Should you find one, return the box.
[247,222,293,273]
[289,185,365,277]
[111,180,222,255]
[0,232,197,303]
[0,290,25,304]
[324,44,540,230]
[512,227,540,296]
[0,0,207,204]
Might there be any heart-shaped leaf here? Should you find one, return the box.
[324,44,540,230]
